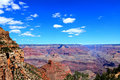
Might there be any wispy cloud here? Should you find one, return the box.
[21,31,35,37]
[68,35,73,37]
[52,13,61,18]
[0,0,20,10]
[62,27,86,36]
[35,26,40,27]
[19,1,26,5]
[0,10,4,14]
[19,1,29,9]
[10,29,21,33]
[11,2,20,10]
[0,0,28,14]
[21,31,40,37]
[53,13,73,18]
[26,17,33,20]
[81,26,86,28]
[53,24,63,28]
[30,14,38,18]
[63,18,76,23]
[9,26,26,29]
[30,28,34,30]
[5,8,12,11]
[0,17,23,25]
[26,13,39,20]
[8,20,23,25]
[23,6,29,8]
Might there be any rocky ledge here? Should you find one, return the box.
[0,27,42,80]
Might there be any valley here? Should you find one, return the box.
[20,44,120,79]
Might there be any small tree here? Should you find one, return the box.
[64,71,88,80]
[1,47,12,53]
[0,41,5,45]
[94,64,120,80]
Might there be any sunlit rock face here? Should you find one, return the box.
[0,27,24,80]
[0,27,19,48]
[38,60,71,80]
[0,27,42,80]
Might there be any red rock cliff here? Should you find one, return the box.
[38,60,71,80]
[0,27,42,80]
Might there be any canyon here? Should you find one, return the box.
[20,44,120,79]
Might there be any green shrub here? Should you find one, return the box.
[64,71,88,80]
[94,64,120,80]
[1,47,12,53]
[12,41,17,45]
[0,41,6,45]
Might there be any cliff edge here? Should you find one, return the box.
[0,27,42,80]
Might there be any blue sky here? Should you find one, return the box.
[0,0,120,44]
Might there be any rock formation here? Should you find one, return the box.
[38,60,71,80]
[0,27,42,80]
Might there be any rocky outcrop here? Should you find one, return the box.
[38,60,71,80]
[58,45,68,49]
[0,27,23,80]
[0,27,42,80]
[0,27,19,48]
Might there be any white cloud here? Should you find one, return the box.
[11,2,20,10]
[0,10,4,14]
[19,1,26,5]
[26,17,33,20]
[19,1,29,9]
[0,0,20,10]
[30,28,34,30]
[9,26,26,29]
[0,0,12,8]
[68,35,73,37]
[0,17,12,24]
[75,34,79,36]
[10,29,21,33]
[21,31,35,37]
[30,14,38,18]
[37,35,40,37]
[0,17,23,25]
[21,31,40,37]
[35,26,40,27]
[63,18,76,23]
[81,26,86,28]
[26,14,39,21]
[52,13,61,18]
[23,6,29,8]
[62,27,85,36]
[8,20,23,25]
[53,24,63,28]
[5,8,12,11]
